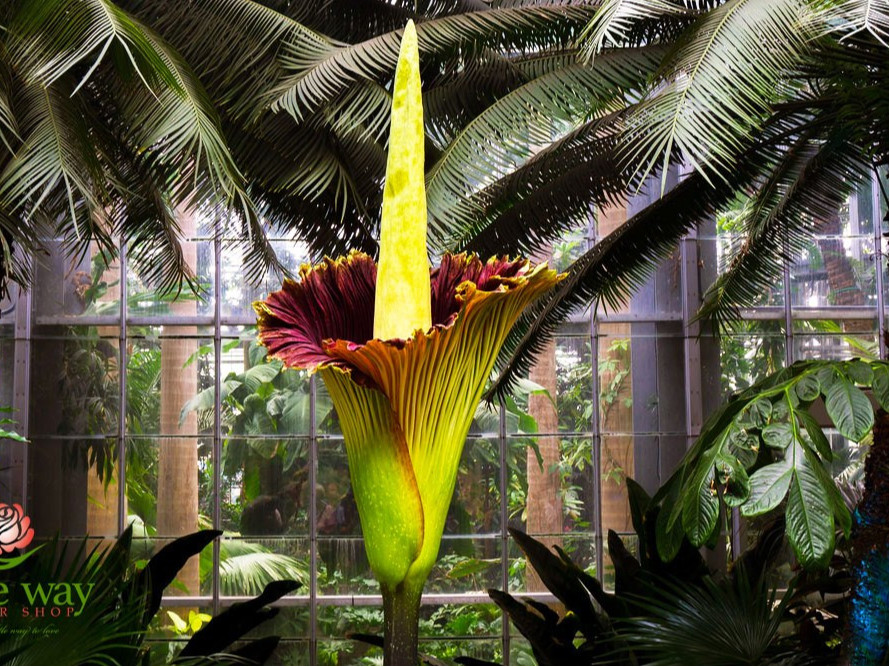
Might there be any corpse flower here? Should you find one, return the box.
[254,20,562,665]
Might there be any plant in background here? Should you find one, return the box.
[488,481,799,666]
[657,359,889,568]
[1,527,299,665]
[254,22,562,664]
[0,407,25,444]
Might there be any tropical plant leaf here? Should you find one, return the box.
[218,547,307,596]
[579,0,686,56]
[831,0,889,46]
[615,573,790,665]
[824,371,874,441]
[179,579,300,658]
[270,6,598,120]
[741,460,793,517]
[786,445,834,568]
[872,362,889,411]
[135,529,221,621]
[697,126,869,328]
[681,447,721,546]
[425,47,661,249]
[621,0,816,187]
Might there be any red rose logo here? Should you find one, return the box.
[0,503,34,553]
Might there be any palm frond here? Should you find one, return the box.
[0,81,105,243]
[228,114,383,256]
[105,141,200,297]
[486,113,799,400]
[427,47,662,250]
[457,111,628,257]
[830,0,889,47]
[579,0,688,57]
[486,169,723,400]
[621,0,816,188]
[423,51,547,149]
[269,5,598,121]
[218,540,308,597]
[0,56,19,154]
[697,130,870,329]
[287,0,419,43]
[137,0,328,121]
[614,574,791,665]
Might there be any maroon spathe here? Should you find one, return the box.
[254,251,532,384]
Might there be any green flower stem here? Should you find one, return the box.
[381,577,424,665]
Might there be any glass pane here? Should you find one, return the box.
[221,239,312,320]
[598,324,687,435]
[715,323,786,394]
[32,240,121,324]
[128,235,214,318]
[27,438,120,538]
[126,437,209,541]
[223,438,309,536]
[29,332,121,437]
[126,327,214,437]
[790,235,878,310]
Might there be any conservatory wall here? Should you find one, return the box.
[0,174,884,664]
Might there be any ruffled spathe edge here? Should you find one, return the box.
[254,252,563,388]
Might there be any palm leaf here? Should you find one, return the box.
[621,0,816,188]
[426,47,662,249]
[698,126,870,328]
[138,0,329,121]
[0,81,105,243]
[485,107,806,400]
[218,540,308,597]
[105,142,201,297]
[830,0,889,47]
[10,0,285,284]
[0,56,19,154]
[579,0,688,57]
[457,111,628,257]
[614,574,791,665]
[269,5,598,121]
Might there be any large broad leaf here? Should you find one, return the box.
[716,453,751,507]
[179,579,300,658]
[135,530,221,622]
[681,448,720,546]
[740,461,793,517]
[824,373,873,441]
[800,442,852,537]
[871,363,889,411]
[845,359,873,385]
[242,362,282,392]
[180,378,242,424]
[785,446,834,569]
[655,473,685,563]
[626,477,651,541]
[761,421,793,450]
[508,527,600,626]
[796,409,833,460]
[794,374,820,402]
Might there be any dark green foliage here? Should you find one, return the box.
[659,359,882,569]
[134,530,221,624]
[490,481,831,666]
[0,527,300,665]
